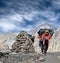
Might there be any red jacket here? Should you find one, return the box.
[42,32,51,45]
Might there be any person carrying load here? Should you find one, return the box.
[42,30,51,54]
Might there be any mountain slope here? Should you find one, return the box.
[48,28,60,52]
[0,33,16,50]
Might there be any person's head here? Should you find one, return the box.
[45,30,49,36]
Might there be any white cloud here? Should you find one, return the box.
[0,13,34,32]
[23,9,58,23]
[9,14,24,23]
[19,25,33,32]
[0,22,18,32]
[36,10,58,22]
[52,0,60,9]
[0,13,25,32]
[0,9,59,33]
[0,0,60,33]
[49,16,58,21]
[23,11,39,21]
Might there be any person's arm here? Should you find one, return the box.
[48,34,51,46]
[37,34,41,38]
[49,33,51,39]
[42,34,45,45]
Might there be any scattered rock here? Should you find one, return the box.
[3,53,43,63]
[38,57,45,61]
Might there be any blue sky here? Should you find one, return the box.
[0,0,60,34]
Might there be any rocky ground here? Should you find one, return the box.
[0,52,60,63]
[0,52,44,63]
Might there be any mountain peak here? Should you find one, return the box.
[39,23,53,29]
[29,23,56,35]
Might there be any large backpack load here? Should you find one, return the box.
[38,29,54,36]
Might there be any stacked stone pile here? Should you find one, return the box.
[12,31,35,53]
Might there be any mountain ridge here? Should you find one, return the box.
[28,23,56,36]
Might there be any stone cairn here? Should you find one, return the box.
[12,31,35,53]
